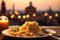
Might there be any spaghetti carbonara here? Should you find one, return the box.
[9,21,48,37]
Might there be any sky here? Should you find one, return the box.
[0,0,60,11]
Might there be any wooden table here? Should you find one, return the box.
[0,26,60,40]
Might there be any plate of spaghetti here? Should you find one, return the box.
[2,21,56,38]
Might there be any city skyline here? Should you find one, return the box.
[0,0,60,11]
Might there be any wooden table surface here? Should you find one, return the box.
[0,26,60,40]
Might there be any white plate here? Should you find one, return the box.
[9,25,20,28]
[2,28,56,38]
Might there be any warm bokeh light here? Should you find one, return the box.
[55,13,58,17]
[23,15,26,19]
[10,11,19,15]
[18,15,21,19]
[15,11,19,15]
[49,15,52,19]
[26,14,30,18]
[33,13,36,17]
[44,12,48,16]
[11,14,15,18]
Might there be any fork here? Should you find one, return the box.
[49,34,60,40]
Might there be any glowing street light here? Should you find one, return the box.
[23,15,26,19]
[26,14,30,18]
[49,15,52,19]
[11,14,15,19]
[55,13,58,17]
[44,12,48,16]
[33,13,36,17]
[18,15,21,19]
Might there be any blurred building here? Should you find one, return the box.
[8,3,20,19]
[0,0,6,16]
[25,2,36,15]
[0,0,59,25]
